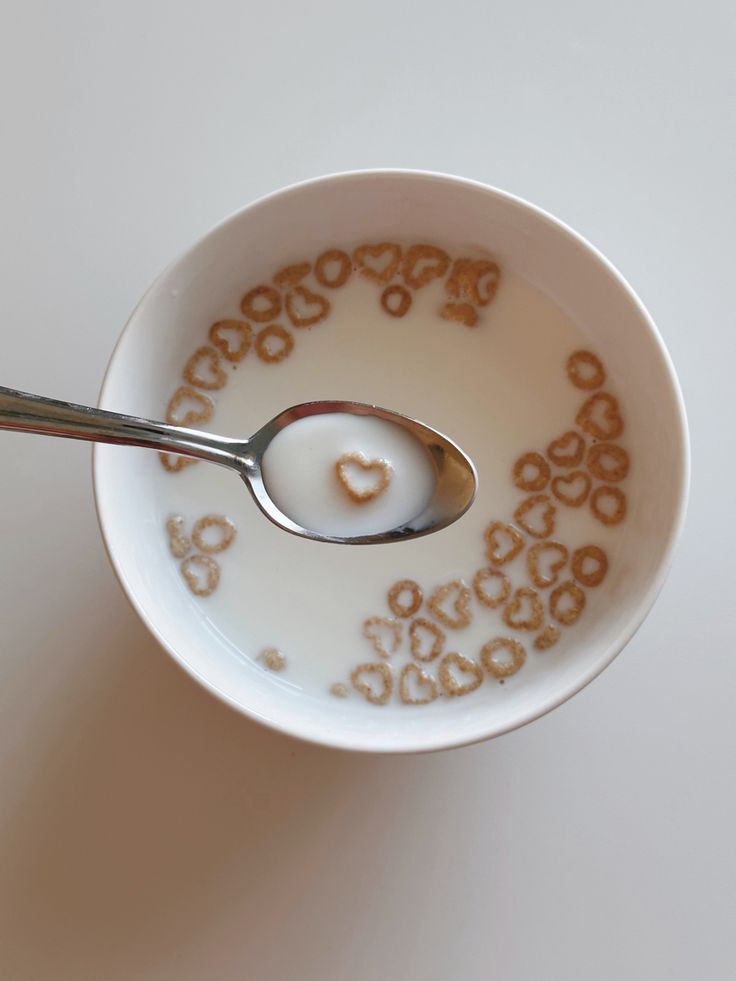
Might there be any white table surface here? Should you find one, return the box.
[1,2,734,978]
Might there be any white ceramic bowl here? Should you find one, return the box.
[94,171,689,753]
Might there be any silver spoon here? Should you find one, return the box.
[0,386,477,544]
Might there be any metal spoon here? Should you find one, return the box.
[0,386,476,544]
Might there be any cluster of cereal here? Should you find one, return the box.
[340,349,629,706]
[165,513,236,597]
[158,243,500,473]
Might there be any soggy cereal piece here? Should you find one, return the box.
[351,661,393,705]
[527,541,569,589]
[533,625,561,651]
[513,451,551,492]
[502,586,544,631]
[241,284,282,323]
[335,452,392,503]
[547,430,586,468]
[445,258,500,306]
[590,485,627,525]
[165,514,191,558]
[480,637,526,679]
[180,554,220,597]
[330,682,349,699]
[182,345,228,391]
[428,580,472,629]
[576,391,624,441]
[401,244,450,288]
[438,652,483,696]
[208,319,252,363]
[314,249,352,288]
[571,545,609,587]
[484,521,525,565]
[399,663,439,705]
[387,579,423,618]
[551,471,591,507]
[166,386,214,427]
[259,648,286,672]
[273,262,311,289]
[255,324,294,363]
[549,580,586,626]
[362,616,402,658]
[159,452,198,473]
[380,284,412,318]
[472,567,511,609]
[285,285,330,328]
[409,617,445,662]
[352,242,402,283]
[586,443,630,483]
[514,494,556,538]
[191,514,237,554]
[440,302,478,327]
[567,350,605,390]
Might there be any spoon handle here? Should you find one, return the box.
[0,385,245,468]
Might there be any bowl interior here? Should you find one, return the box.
[94,171,688,752]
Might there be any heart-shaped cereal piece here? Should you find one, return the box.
[208,319,252,363]
[547,430,585,468]
[166,514,191,558]
[351,661,393,705]
[362,616,402,658]
[273,261,311,289]
[387,579,423,618]
[472,567,511,609]
[428,580,472,629]
[159,452,198,473]
[502,587,544,631]
[549,580,586,625]
[571,545,609,587]
[513,495,556,538]
[527,541,569,589]
[484,521,525,565]
[445,258,500,306]
[409,617,445,662]
[285,285,331,328]
[336,452,392,503]
[480,637,526,679]
[551,471,591,508]
[241,284,282,323]
[533,625,561,651]
[576,391,624,440]
[182,345,227,391]
[314,249,352,288]
[352,242,402,283]
[180,554,220,597]
[401,244,450,289]
[513,451,551,492]
[399,663,439,705]
[166,387,214,427]
[586,443,630,482]
[191,514,236,554]
[438,652,483,697]
[440,302,478,327]
[567,350,605,390]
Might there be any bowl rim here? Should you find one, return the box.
[93,168,690,754]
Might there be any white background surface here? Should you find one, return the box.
[0,1,733,978]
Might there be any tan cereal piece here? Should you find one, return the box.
[484,521,525,565]
[428,580,472,630]
[549,580,586,626]
[165,514,191,558]
[254,324,294,363]
[440,302,478,327]
[513,451,551,492]
[362,616,402,658]
[587,443,630,482]
[329,682,349,698]
[533,625,561,651]
[438,652,483,696]
[314,249,352,288]
[273,262,311,289]
[159,453,198,473]
[514,494,556,538]
[180,554,220,597]
[445,258,500,306]
[240,284,282,323]
[191,514,237,554]
[399,663,439,705]
[335,452,392,503]
[472,567,511,609]
[571,545,609,587]
[409,617,445,662]
[480,637,526,679]
[590,485,627,525]
[547,430,586,468]
[526,541,569,589]
[259,648,286,672]
[208,319,253,363]
[576,391,624,441]
[380,284,412,318]
[567,350,606,390]
[551,470,592,507]
[285,285,331,328]
[352,242,402,283]
[182,345,228,391]
[166,386,214,427]
[387,579,423,618]
[401,244,450,288]
[351,661,393,705]
[502,586,544,631]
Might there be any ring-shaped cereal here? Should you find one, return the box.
[571,545,609,587]
[480,637,526,679]
[255,324,294,363]
[387,579,423,618]
[513,451,551,492]
[590,485,627,525]
[567,350,605,390]
[314,249,352,288]
[472,568,511,609]
[549,580,586,625]
[240,284,282,323]
[191,514,237,554]
[380,284,412,318]
[587,443,630,482]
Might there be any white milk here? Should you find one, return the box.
[261,412,436,537]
